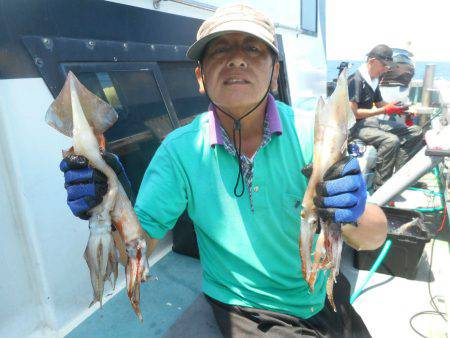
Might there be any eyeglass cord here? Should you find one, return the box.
[200,59,276,197]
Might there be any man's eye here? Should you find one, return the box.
[213,46,228,54]
[245,45,260,53]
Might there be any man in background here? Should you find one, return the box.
[348,44,423,191]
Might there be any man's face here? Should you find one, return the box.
[371,57,391,77]
[197,33,279,115]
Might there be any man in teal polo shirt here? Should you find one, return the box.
[61,4,387,337]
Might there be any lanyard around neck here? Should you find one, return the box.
[200,59,276,197]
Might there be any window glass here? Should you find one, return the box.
[158,62,209,126]
[301,0,317,34]
[76,69,173,194]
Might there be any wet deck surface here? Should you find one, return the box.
[343,188,449,337]
[66,252,202,338]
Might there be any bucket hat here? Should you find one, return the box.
[187,4,278,61]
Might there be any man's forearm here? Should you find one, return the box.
[341,203,388,251]
[354,107,386,120]
[350,101,386,120]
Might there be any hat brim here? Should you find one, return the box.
[187,23,278,61]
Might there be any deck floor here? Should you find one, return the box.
[342,211,449,338]
[66,252,202,338]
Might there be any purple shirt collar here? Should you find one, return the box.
[208,93,282,147]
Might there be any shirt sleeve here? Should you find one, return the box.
[134,143,188,239]
[374,85,383,103]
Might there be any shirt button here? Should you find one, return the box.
[253,186,259,192]
[310,307,314,312]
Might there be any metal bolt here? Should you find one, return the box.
[150,44,155,51]
[153,0,161,9]
[123,43,128,50]
[34,57,44,67]
[113,56,118,62]
[87,40,95,49]
[42,38,53,50]
[174,46,178,52]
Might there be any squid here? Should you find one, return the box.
[46,72,149,321]
[299,69,356,310]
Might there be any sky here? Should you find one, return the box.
[326,0,450,61]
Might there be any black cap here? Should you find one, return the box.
[367,44,393,64]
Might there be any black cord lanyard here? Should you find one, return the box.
[200,59,276,197]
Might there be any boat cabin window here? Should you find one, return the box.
[71,64,181,194]
[301,0,318,36]
[159,62,209,126]
[68,61,210,194]
[77,70,172,142]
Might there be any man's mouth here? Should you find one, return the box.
[223,78,250,85]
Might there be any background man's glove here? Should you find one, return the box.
[60,152,134,220]
[384,101,408,115]
[314,156,367,223]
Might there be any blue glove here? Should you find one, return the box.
[60,152,133,220]
[314,156,367,223]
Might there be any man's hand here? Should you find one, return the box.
[314,156,367,223]
[60,152,132,220]
[60,154,108,219]
[384,101,408,115]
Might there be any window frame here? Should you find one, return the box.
[300,0,318,36]
[275,34,291,105]
[60,61,181,130]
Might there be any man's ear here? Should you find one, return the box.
[270,62,280,92]
[195,66,205,94]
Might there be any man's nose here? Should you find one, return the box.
[226,48,247,69]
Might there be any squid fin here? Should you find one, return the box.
[45,71,118,137]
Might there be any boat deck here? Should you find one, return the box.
[342,222,449,337]
[346,171,449,337]
[66,251,208,338]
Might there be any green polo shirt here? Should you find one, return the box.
[135,100,327,318]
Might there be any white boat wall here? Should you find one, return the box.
[0,1,327,337]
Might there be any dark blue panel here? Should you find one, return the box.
[0,0,203,79]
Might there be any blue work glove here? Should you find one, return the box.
[60,152,134,220]
[314,156,367,223]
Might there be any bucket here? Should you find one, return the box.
[353,207,432,279]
